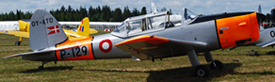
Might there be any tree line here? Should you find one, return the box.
[1,5,272,22]
[0,5,148,22]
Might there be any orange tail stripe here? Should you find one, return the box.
[114,35,169,46]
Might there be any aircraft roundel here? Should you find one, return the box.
[99,39,113,53]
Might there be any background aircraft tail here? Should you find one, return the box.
[29,9,68,51]
[18,20,30,32]
[76,17,90,38]
[17,9,30,32]
[258,4,262,13]
[151,2,158,13]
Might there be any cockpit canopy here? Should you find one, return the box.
[112,11,173,37]
[182,8,198,25]
[111,8,200,37]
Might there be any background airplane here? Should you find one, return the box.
[5,8,265,77]
[252,6,275,48]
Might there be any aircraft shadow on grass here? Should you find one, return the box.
[19,63,274,82]
[20,66,74,73]
[266,51,275,56]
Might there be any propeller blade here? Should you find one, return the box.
[16,9,21,20]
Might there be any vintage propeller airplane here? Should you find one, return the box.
[5,8,265,77]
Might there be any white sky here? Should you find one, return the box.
[0,0,274,15]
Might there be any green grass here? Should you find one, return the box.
[0,30,275,81]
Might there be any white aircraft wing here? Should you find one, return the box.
[256,40,275,47]
[114,35,209,60]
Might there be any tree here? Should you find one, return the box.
[79,6,88,19]
[25,11,32,19]
[140,6,147,15]
[132,8,140,16]
[88,6,95,21]
[60,5,66,13]
[8,11,15,20]
[0,5,147,21]
[95,6,102,13]
[112,8,123,22]
[100,5,112,21]
[68,5,73,13]
[122,6,132,20]
[161,7,167,12]
[169,9,173,15]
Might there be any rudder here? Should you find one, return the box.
[76,17,90,38]
[29,9,68,51]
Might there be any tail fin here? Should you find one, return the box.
[258,4,262,13]
[18,20,30,32]
[151,2,158,13]
[76,17,90,38]
[29,9,68,51]
[17,9,30,32]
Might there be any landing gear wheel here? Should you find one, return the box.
[15,41,21,46]
[194,65,209,77]
[209,60,223,70]
[38,66,44,69]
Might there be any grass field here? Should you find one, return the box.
[0,30,275,82]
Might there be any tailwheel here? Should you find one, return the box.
[38,66,44,69]
[38,61,50,69]
[15,41,21,46]
[209,60,223,70]
[194,65,209,77]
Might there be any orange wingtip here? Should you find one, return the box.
[114,35,169,46]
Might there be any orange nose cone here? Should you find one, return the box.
[216,12,260,49]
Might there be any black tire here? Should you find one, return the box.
[15,41,21,46]
[194,65,209,77]
[38,66,44,69]
[209,60,223,70]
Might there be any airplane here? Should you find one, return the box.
[253,6,275,48]
[4,8,265,77]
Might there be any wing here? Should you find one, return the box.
[0,30,29,38]
[114,35,209,60]
[256,40,275,47]
[89,28,98,34]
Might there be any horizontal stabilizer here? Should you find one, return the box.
[4,49,54,58]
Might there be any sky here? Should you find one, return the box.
[0,0,274,15]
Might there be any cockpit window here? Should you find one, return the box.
[112,11,170,37]
[147,15,167,29]
[127,20,142,34]
[113,22,126,33]
[183,8,198,25]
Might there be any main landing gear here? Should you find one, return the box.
[187,50,223,77]
[15,37,23,46]
[15,41,21,46]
